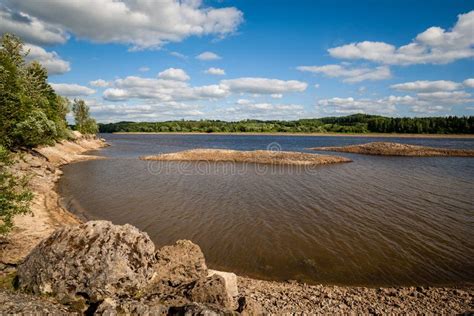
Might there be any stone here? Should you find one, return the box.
[237,296,264,315]
[152,240,208,286]
[208,269,239,299]
[17,221,156,307]
[187,275,232,308]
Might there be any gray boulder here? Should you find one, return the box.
[17,221,156,307]
[152,239,208,287]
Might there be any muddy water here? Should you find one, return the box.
[58,134,474,286]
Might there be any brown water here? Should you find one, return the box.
[58,134,474,286]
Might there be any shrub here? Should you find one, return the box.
[13,110,57,147]
[0,146,33,234]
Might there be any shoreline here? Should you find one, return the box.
[112,131,474,139]
[1,136,472,313]
[0,133,108,265]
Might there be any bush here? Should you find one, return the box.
[0,146,33,234]
[13,110,58,147]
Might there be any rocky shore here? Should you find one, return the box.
[312,141,474,157]
[0,137,472,314]
[141,148,351,166]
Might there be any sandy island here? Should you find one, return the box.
[141,148,352,166]
[312,141,474,157]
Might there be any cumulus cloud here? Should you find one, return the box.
[2,0,243,50]
[391,80,462,92]
[220,77,307,94]
[89,79,110,87]
[103,76,229,102]
[216,102,306,120]
[170,51,187,59]
[23,43,70,75]
[196,51,221,61]
[204,67,226,75]
[464,78,474,88]
[318,97,399,115]
[50,83,96,96]
[86,99,205,122]
[328,10,474,65]
[318,90,473,116]
[0,5,68,45]
[158,68,190,81]
[297,64,391,83]
[138,66,150,72]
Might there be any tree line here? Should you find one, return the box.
[0,33,98,234]
[99,114,474,134]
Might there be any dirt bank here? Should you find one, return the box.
[0,133,108,265]
[312,141,474,157]
[141,148,351,166]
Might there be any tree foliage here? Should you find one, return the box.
[99,114,474,134]
[0,146,33,234]
[72,99,98,135]
[0,33,73,149]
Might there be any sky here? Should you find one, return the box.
[0,0,473,122]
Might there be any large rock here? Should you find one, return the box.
[152,239,208,286]
[17,221,156,306]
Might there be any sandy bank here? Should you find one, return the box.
[0,133,108,264]
[141,148,352,165]
[312,141,474,157]
[115,131,474,139]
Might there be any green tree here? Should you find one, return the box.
[0,146,33,234]
[72,99,98,134]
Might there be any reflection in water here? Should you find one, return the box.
[58,134,474,286]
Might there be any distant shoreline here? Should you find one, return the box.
[111,132,474,139]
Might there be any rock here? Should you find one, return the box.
[237,296,264,315]
[17,221,156,308]
[152,240,208,287]
[187,275,232,308]
[208,269,239,299]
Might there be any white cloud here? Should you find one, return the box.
[138,66,150,72]
[103,88,129,101]
[0,5,68,45]
[86,99,205,122]
[297,64,391,83]
[318,90,473,116]
[328,10,474,65]
[89,79,110,87]
[220,77,307,94]
[204,67,226,75]
[271,94,283,99]
[318,97,399,115]
[217,102,306,120]
[170,51,187,59]
[50,83,96,96]
[158,68,190,81]
[2,0,243,50]
[314,84,320,89]
[464,78,474,88]
[391,80,462,92]
[196,51,221,61]
[103,76,229,102]
[23,43,70,75]
[236,99,252,105]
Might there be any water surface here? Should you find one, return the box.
[58,134,474,286]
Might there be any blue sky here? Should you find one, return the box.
[1,0,473,122]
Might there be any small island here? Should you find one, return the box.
[311,142,474,157]
[141,149,352,165]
